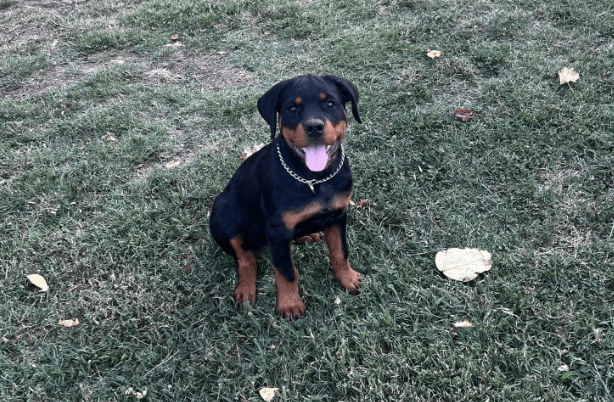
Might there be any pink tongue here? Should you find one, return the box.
[304,144,328,172]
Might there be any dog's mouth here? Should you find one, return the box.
[291,140,340,172]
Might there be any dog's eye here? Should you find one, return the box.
[289,106,297,113]
[326,100,335,108]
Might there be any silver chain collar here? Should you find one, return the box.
[276,143,345,193]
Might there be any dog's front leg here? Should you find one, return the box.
[324,214,361,293]
[268,237,305,319]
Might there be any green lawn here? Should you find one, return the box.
[1,0,613,401]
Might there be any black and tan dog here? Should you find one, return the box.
[210,75,362,319]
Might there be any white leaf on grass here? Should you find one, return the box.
[435,248,492,282]
[427,49,443,59]
[259,387,280,401]
[558,67,580,85]
[26,274,49,292]
[558,364,569,372]
[165,160,181,169]
[58,318,80,328]
[453,320,474,328]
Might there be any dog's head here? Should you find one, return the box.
[257,75,361,172]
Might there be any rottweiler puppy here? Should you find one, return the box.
[210,75,362,319]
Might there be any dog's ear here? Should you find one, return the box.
[257,80,289,139]
[322,75,361,124]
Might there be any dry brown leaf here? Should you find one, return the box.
[558,67,580,85]
[453,320,474,328]
[58,318,80,328]
[242,143,265,160]
[259,387,280,401]
[427,49,443,59]
[26,274,49,292]
[454,109,474,122]
[170,33,179,41]
[356,199,368,208]
[435,248,492,282]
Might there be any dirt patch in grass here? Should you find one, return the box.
[1,64,75,100]
[81,51,149,74]
[0,0,64,54]
[133,136,220,183]
[1,52,147,100]
[145,50,257,90]
[3,48,257,99]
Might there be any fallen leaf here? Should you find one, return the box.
[427,49,443,59]
[170,33,179,41]
[164,42,183,47]
[334,296,342,305]
[356,199,368,208]
[453,320,474,328]
[165,160,181,168]
[558,67,580,85]
[450,331,459,338]
[435,248,492,282]
[26,274,49,292]
[259,387,280,401]
[58,318,80,328]
[558,364,569,372]
[242,143,265,160]
[2,336,9,343]
[454,109,474,122]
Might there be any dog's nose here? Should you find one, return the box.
[304,120,325,138]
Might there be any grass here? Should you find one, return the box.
[1,0,613,400]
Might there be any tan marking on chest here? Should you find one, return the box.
[282,193,352,232]
[282,201,325,231]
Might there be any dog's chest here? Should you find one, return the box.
[281,193,351,232]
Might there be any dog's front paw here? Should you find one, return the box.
[233,281,257,306]
[277,297,306,320]
[335,268,361,294]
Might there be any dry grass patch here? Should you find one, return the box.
[538,168,596,252]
